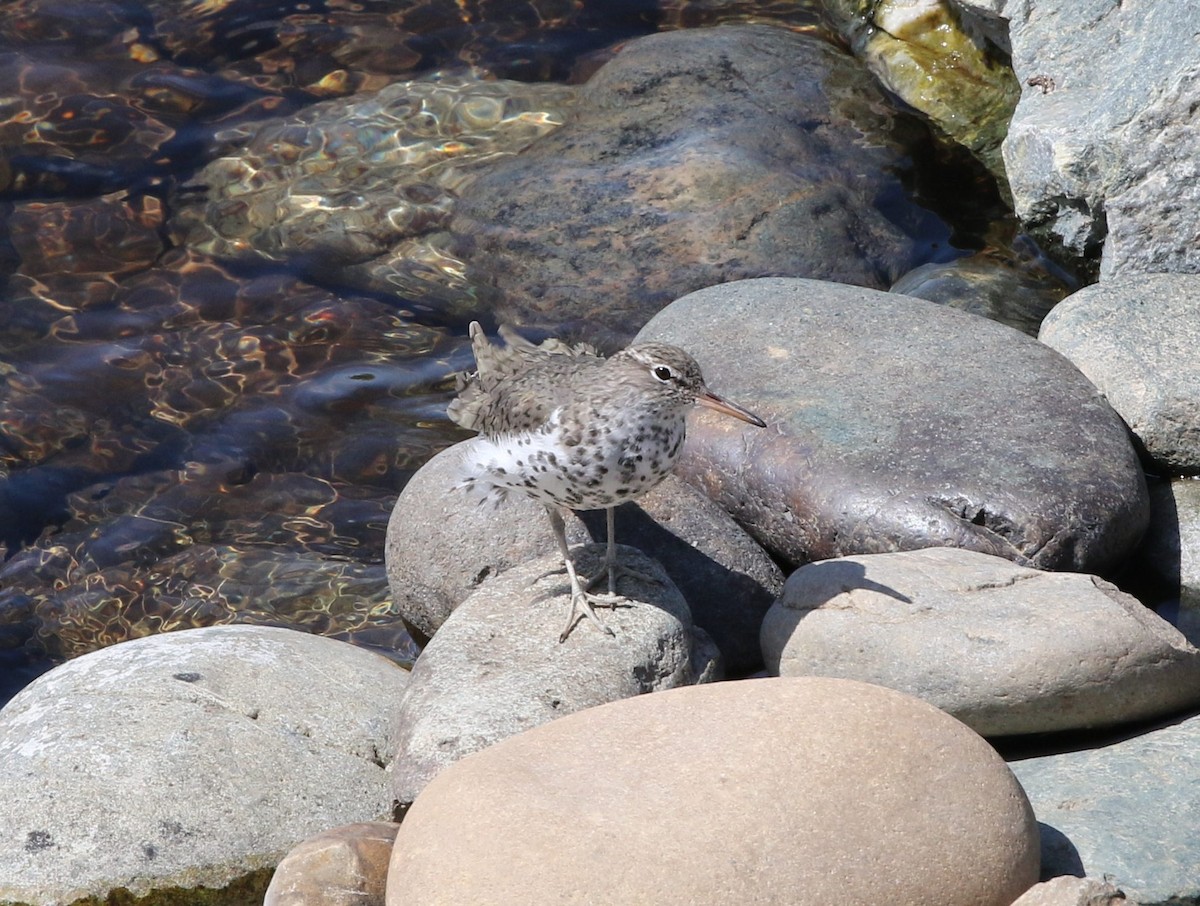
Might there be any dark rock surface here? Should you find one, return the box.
[636,277,1149,573]
[451,24,952,348]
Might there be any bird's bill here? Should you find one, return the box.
[697,391,766,427]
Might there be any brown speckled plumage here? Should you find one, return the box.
[449,321,764,641]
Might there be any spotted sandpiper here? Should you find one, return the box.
[448,321,765,641]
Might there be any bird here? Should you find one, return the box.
[448,321,765,642]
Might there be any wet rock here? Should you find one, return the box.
[452,24,951,347]
[825,0,1020,179]
[173,71,576,311]
[636,277,1148,573]
[265,822,399,906]
[890,234,1072,336]
[1010,712,1200,905]
[1039,273,1200,475]
[762,548,1200,736]
[953,0,1200,274]
[0,625,408,906]
[387,677,1040,904]
[389,546,719,807]
[386,439,781,674]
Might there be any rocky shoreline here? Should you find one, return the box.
[3,1,1200,905]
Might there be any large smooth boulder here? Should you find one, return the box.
[762,548,1200,736]
[1039,273,1200,475]
[1124,478,1200,648]
[0,626,408,906]
[636,277,1148,573]
[385,439,781,675]
[451,24,951,347]
[387,677,1040,904]
[389,546,719,807]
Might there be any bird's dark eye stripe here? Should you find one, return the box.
[653,365,672,381]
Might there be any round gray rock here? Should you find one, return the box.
[762,547,1200,736]
[451,24,949,347]
[1039,273,1200,474]
[1010,711,1200,905]
[389,546,719,807]
[0,625,408,906]
[387,677,1040,905]
[386,438,782,675]
[636,277,1149,573]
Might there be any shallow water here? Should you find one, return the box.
[0,0,1035,706]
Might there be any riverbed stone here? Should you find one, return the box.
[1010,711,1200,905]
[387,676,1040,905]
[389,546,719,807]
[636,277,1148,573]
[386,438,782,675]
[1122,478,1200,650]
[1009,876,1132,906]
[1038,274,1200,475]
[762,547,1200,736]
[451,24,951,348]
[952,0,1200,275]
[0,625,408,906]
[264,822,399,906]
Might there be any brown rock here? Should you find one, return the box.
[387,677,1040,905]
[265,822,400,906]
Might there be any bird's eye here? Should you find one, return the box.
[652,365,673,382]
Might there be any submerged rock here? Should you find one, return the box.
[452,24,953,347]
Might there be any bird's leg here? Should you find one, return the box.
[545,505,615,643]
[584,506,661,597]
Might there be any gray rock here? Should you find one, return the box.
[388,546,717,807]
[451,24,950,348]
[762,547,1200,736]
[1010,711,1200,905]
[953,0,1200,274]
[1039,274,1200,474]
[1010,876,1134,906]
[385,439,782,675]
[0,625,408,906]
[387,677,1040,905]
[636,277,1149,573]
[1123,478,1200,649]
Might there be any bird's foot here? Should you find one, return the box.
[559,588,618,643]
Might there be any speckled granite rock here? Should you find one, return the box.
[0,626,408,906]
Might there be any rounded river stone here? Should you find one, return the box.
[636,277,1149,572]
